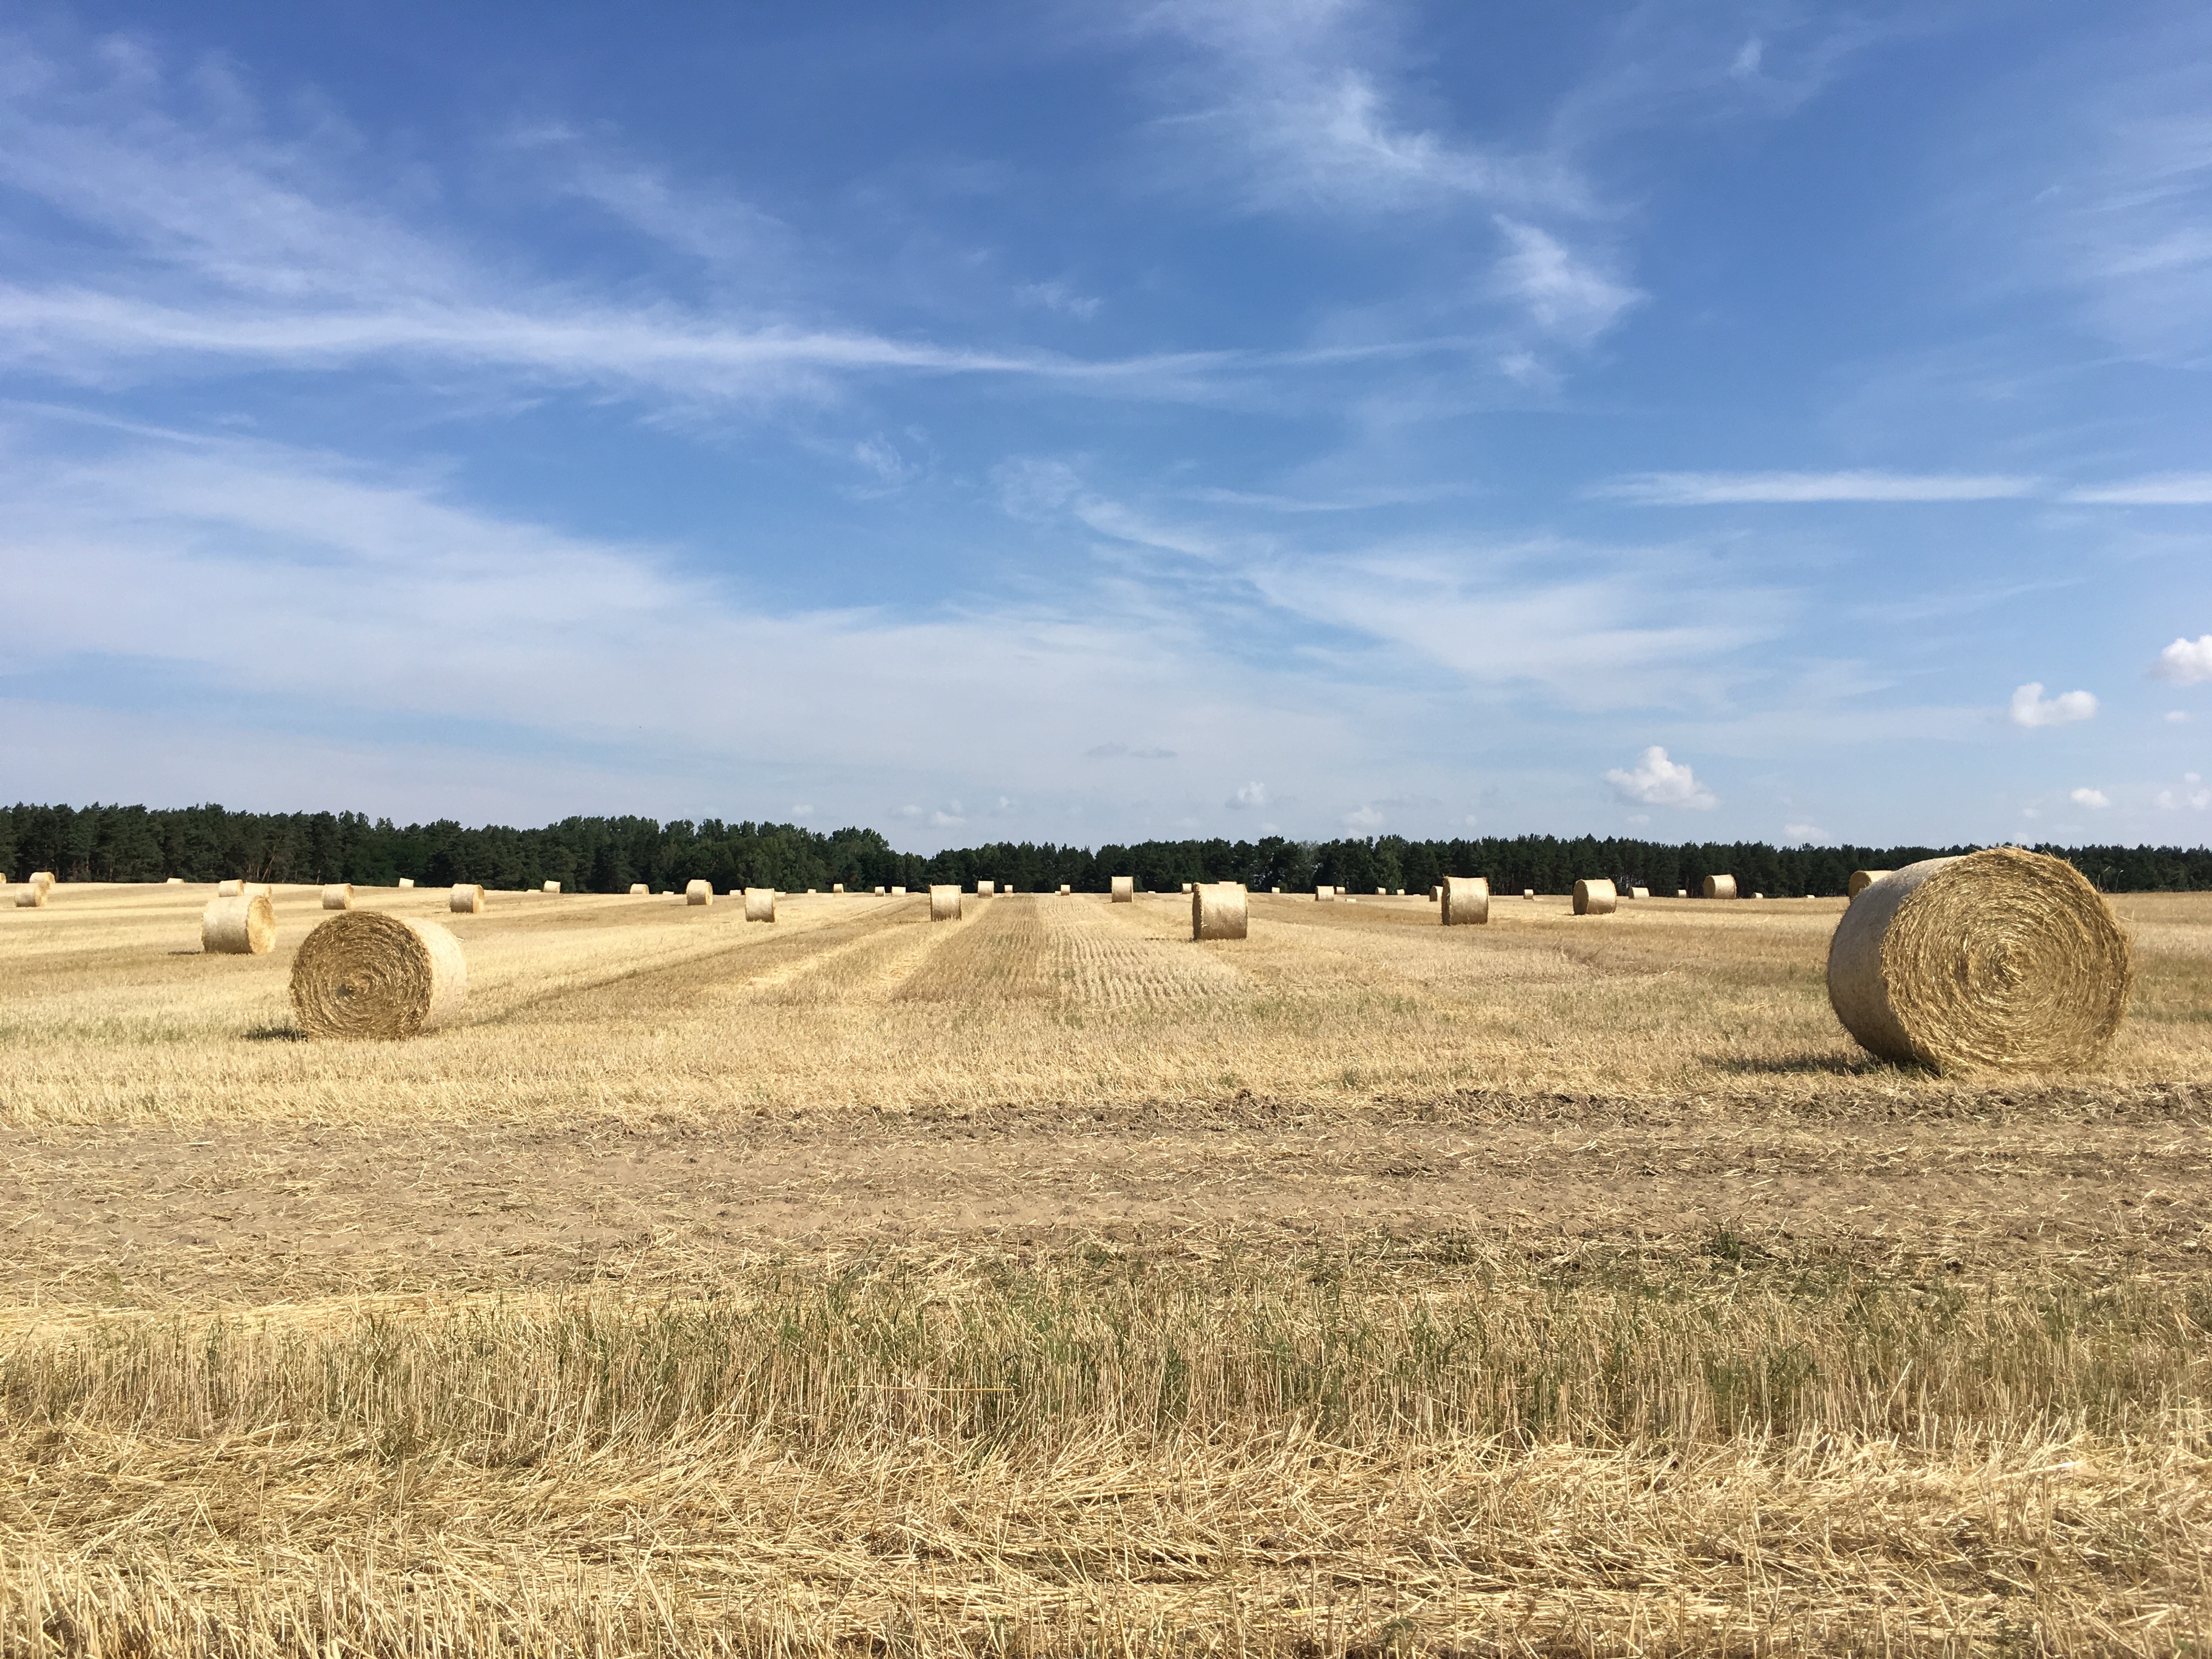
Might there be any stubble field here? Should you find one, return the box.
[2,882,2209,1655]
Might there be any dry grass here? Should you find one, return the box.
[2,883,2210,1652]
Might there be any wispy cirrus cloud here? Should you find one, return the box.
[2064,474,2212,505]
[1595,470,2040,505]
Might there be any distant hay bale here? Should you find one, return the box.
[397,878,414,889]
[1059,884,1071,895]
[201,893,274,955]
[1271,885,1281,894]
[744,887,776,922]
[165,876,183,885]
[1429,885,1441,902]
[1630,886,1650,900]
[1754,891,1766,900]
[832,883,844,894]
[218,879,245,898]
[31,871,55,894]
[890,886,907,897]
[1440,876,1489,927]
[1676,889,1688,899]
[290,911,466,1041]
[930,884,962,922]
[876,886,888,895]
[685,879,714,907]
[1192,882,1248,940]
[1848,869,1894,899]
[1315,885,1333,902]
[449,884,484,914]
[629,883,649,895]
[979,880,996,896]
[1826,848,2131,1073]
[543,881,560,894]
[1111,876,1134,903]
[15,885,46,908]
[320,884,354,911]
[1573,879,1618,916]
[1335,886,1347,896]
[1703,874,1738,900]
[1180,882,1193,894]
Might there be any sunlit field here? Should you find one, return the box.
[3,883,2208,1654]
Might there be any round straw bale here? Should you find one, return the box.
[629,883,649,895]
[31,871,55,893]
[890,885,907,896]
[1523,889,1534,899]
[543,881,560,894]
[218,879,245,898]
[449,884,484,914]
[1111,876,1134,903]
[1826,848,2131,1073]
[1573,879,1618,916]
[202,893,274,955]
[875,886,887,895]
[980,881,996,896]
[1192,882,1248,940]
[744,887,776,922]
[1375,887,1387,896]
[1703,874,1737,900]
[321,883,354,910]
[832,883,845,894]
[1630,886,1650,900]
[929,884,962,922]
[165,876,183,885]
[1180,882,1193,894]
[16,885,46,908]
[1271,885,1281,894]
[1754,891,1765,900]
[1848,869,1894,899]
[1676,889,1688,899]
[1429,886,1441,901]
[1314,885,1333,902]
[290,911,466,1040]
[1441,876,1488,927]
[397,878,415,889]
[685,879,714,907]
[1059,884,1071,895]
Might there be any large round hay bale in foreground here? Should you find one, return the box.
[685,879,713,907]
[1826,848,2131,1073]
[1192,882,1247,940]
[1441,876,1488,926]
[202,893,274,955]
[1573,879,1618,916]
[929,884,962,922]
[744,887,776,922]
[1848,869,1894,899]
[450,884,484,914]
[1110,876,1134,903]
[1703,874,1737,900]
[290,911,466,1040]
[321,883,354,910]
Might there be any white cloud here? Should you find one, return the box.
[1604,746,1718,809]
[2152,635,2212,685]
[1226,781,1269,809]
[1342,804,1384,828]
[1783,821,1830,842]
[2155,776,2212,809]
[2009,682,2098,727]
[1491,218,1641,346]
[2070,787,2109,809]
[2169,710,2194,723]
[1016,280,1102,320]
[2065,474,2212,504]
[1595,470,2039,505]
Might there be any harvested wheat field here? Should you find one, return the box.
[3,881,2210,1655]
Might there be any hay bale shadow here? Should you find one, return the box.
[243,1024,307,1042]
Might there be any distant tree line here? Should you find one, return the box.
[8,801,2212,896]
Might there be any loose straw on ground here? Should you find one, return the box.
[1110,876,1133,903]
[1574,878,1618,916]
[1826,847,2132,1073]
[1192,882,1247,940]
[744,888,776,922]
[321,884,353,910]
[449,884,484,915]
[1441,876,1488,926]
[930,884,962,922]
[1703,874,1738,900]
[289,911,466,1040]
[1848,868,1894,898]
[201,893,274,955]
[686,879,713,907]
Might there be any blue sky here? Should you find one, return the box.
[3,1,2209,850]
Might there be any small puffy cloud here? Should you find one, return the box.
[1226,781,1269,810]
[1784,822,1830,843]
[1604,746,1718,810]
[2170,710,2193,724]
[2152,635,2212,685]
[2010,682,2097,727]
[788,803,813,816]
[1086,742,1176,759]
[2070,787,2110,809]
[1343,804,1384,829]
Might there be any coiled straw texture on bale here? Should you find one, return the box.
[201,894,274,956]
[929,884,962,922]
[1110,876,1134,903]
[1573,878,1618,916]
[1826,848,2132,1074]
[1192,882,1248,940]
[1441,876,1488,926]
[449,884,484,915]
[685,879,713,907]
[744,888,776,923]
[1702,874,1737,900]
[290,911,466,1040]
[1849,868,1894,899]
[321,884,354,910]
